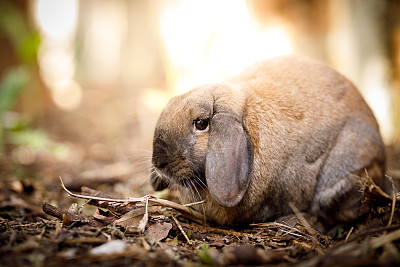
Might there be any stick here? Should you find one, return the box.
[288,202,324,254]
[172,215,192,245]
[59,176,145,203]
[387,175,396,227]
[183,200,206,207]
[150,198,206,224]
[345,227,354,242]
[288,202,315,234]
[81,186,131,214]
[42,202,100,227]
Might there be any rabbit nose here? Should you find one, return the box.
[152,145,169,169]
[154,157,168,169]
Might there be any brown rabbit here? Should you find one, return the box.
[150,55,386,227]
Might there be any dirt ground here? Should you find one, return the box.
[1,126,400,266]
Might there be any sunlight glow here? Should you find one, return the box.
[51,80,82,111]
[36,0,78,41]
[362,57,394,142]
[81,1,126,87]
[159,0,293,94]
[34,0,81,110]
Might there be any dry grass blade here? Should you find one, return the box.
[250,221,322,244]
[386,175,397,227]
[251,221,309,236]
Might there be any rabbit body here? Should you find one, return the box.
[151,55,385,226]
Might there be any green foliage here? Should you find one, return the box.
[0,212,14,220]
[0,66,30,111]
[0,0,41,64]
[185,230,191,239]
[9,128,49,150]
[197,244,215,266]
[0,0,42,155]
[337,227,344,239]
[8,128,68,159]
[0,67,31,153]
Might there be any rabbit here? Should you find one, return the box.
[150,55,387,227]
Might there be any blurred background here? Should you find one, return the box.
[0,0,399,199]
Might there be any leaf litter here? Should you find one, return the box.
[1,171,400,266]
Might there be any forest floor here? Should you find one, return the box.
[1,133,400,266]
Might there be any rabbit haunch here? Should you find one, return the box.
[150,55,386,226]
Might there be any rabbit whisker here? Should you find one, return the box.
[191,179,205,209]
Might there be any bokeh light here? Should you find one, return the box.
[159,0,292,95]
[34,0,81,111]
[29,0,398,143]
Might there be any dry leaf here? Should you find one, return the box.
[146,222,173,242]
[210,239,225,247]
[92,208,117,224]
[116,196,154,233]
[115,206,161,226]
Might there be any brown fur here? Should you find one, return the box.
[150,55,386,227]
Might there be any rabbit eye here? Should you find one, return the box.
[194,119,209,132]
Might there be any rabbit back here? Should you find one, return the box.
[236,56,385,224]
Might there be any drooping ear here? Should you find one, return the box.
[205,113,254,207]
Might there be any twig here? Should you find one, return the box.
[369,228,400,249]
[363,172,394,201]
[387,175,396,227]
[172,215,192,245]
[183,200,206,207]
[59,176,207,224]
[288,202,316,234]
[42,202,100,227]
[330,228,400,258]
[150,198,206,224]
[81,186,131,215]
[288,202,324,254]
[60,176,145,203]
[344,227,354,242]
[344,224,400,243]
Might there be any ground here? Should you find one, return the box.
[1,132,400,266]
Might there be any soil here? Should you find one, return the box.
[1,130,400,266]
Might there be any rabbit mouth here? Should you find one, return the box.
[164,169,207,189]
[153,164,207,189]
[176,173,207,189]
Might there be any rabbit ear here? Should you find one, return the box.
[205,113,253,207]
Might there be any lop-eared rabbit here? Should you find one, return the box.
[150,55,386,228]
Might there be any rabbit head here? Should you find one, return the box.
[151,84,253,207]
